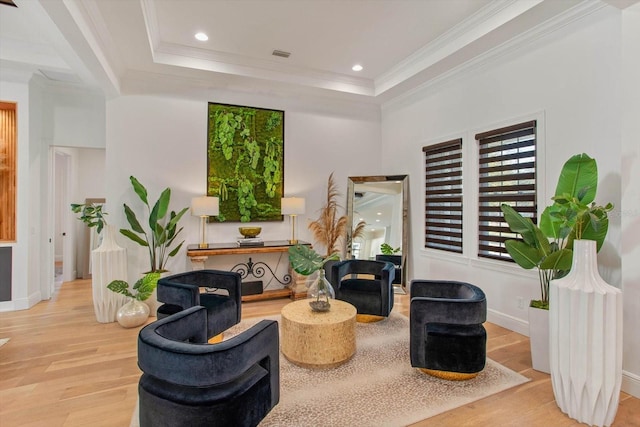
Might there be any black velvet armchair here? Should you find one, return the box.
[375,254,402,285]
[137,306,280,427]
[329,259,395,321]
[156,270,241,339]
[410,280,487,380]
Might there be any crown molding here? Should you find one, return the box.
[375,0,545,96]
[382,0,607,110]
[140,0,374,97]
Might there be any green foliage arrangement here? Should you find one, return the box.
[107,272,160,302]
[501,153,613,309]
[120,176,189,273]
[380,243,401,255]
[71,202,107,234]
[207,104,284,222]
[288,244,340,276]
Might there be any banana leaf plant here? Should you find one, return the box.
[120,176,189,273]
[501,153,613,309]
[288,244,340,276]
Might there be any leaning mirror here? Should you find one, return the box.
[346,175,408,291]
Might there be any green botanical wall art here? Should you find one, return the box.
[207,103,284,222]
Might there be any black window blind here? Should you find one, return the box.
[423,139,463,253]
[476,121,537,261]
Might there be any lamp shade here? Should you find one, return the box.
[191,196,219,217]
[281,197,305,215]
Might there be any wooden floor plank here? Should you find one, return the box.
[0,279,637,426]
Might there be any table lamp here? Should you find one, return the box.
[191,196,219,248]
[281,197,305,244]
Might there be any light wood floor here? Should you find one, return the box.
[0,280,638,427]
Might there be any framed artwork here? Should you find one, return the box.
[207,102,285,222]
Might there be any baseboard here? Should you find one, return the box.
[0,291,43,312]
[489,309,640,399]
[622,370,640,398]
[487,308,529,336]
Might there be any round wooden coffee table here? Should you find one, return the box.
[280,299,356,368]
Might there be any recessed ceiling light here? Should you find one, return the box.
[352,64,363,72]
[195,32,208,41]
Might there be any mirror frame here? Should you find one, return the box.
[345,175,409,289]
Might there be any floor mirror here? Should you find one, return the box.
[345,175,408,292]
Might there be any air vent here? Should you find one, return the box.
[272,50,291,58]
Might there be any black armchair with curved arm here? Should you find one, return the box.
[137,306,279,427]
[410,280,487,380]
[329,259,395,321]
[156,270,241,339]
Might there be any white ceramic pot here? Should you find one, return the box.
[116,298,150,328]
[528,305,550,374]
[91,225,128,323]
[549,240,623,427]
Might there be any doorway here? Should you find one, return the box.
[53,149,74,288]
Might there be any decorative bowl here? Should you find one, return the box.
[239,227,262,238]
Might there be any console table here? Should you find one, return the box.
[186,240,311,302]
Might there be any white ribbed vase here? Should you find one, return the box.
[549,240,623,427]
[91,225,129,323]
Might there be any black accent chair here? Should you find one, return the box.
[137,306,279,427]
[410,280,487,380]
[157,270,241,339]
[375,254,402,285]
[329,260,395,319]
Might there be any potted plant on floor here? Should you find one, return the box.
[501,153,612,373]
[107,272,160,328]
[71,201,129,323]
[119,176,189,315]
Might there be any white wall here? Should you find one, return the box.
[381,5,638,396]
[620,2,640,397]
[41,84,106,149]
[0,80,35,310]
[105,91,381,282]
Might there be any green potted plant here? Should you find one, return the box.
[288,244,340,312]
[107,272,160,328]
[71,201,131,323]
[120,176,189,273]
[71,202,108,234]
[380,243,401,255]
[501,153,613,372]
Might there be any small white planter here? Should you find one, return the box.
[116,298,150,328]
[528,305,550,374]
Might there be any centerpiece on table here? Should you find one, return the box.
[288,244,339,312]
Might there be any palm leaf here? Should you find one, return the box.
[130,176,149,207]
[504,240,542,269]
[554,153,597,204]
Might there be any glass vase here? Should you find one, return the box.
[307,269,335,312]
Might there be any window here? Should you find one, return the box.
[476,121,537,261]
[0,102,17,242]
[423,139,463,253]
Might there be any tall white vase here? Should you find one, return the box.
[91,225,129,323]
[549,240,623,427]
